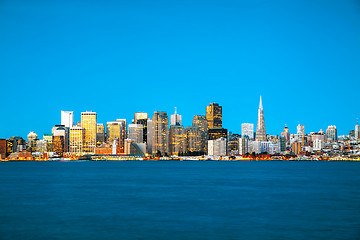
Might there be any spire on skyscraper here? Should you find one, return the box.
[259,95,263,109]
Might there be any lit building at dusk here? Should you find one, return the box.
[206,103,222,130]
[70,126,85,153]
[152,111,169,155]
[169,125,187,155]
[81,111,97,153]
[255,96,266,142]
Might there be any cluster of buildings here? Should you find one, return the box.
[1,96,360,160]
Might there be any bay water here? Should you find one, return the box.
[0,161,359,239]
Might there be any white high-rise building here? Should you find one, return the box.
[238,137,249,155]
[170,107,182,126]
[355,124,360,140]
[297,124,305,139]
[241,123,254,140]
[313,139,324,151]
[61,111,74,128]
[326,125,337,142]
[208,137,226,157]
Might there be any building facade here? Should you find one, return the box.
[169,125,187,155]
[255,96,266,141]
[81,111,97,153]
[326,125,337,142]
[206,103,222,130]
[170,107,182,126]
[242,123,254,140]
[208,137,226,157]
[128,124,144,143]
[70,126,85,153]
[61,111,74,128]
[152,111,169,155]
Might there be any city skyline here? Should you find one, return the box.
[1,1,359,138]
[0,97,359,139]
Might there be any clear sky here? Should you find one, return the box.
[1,0,359,139]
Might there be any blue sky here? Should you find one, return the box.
[0,0,359,139]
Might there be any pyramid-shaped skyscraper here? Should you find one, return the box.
[255,96,267,141]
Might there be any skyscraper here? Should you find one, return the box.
[61,111,74,128]
[70,126,84,153]
[134,112,148,143]
[241,123,254,139]
[81,111,97,153]
[326,125,337,142]
[255,96,266,141]
[192,115,208,152]
[186,126,202,153]
[152,111,169,155]
[169,125,187,155]
[128,124,144,143]
[297,124,305,140]
[281,125,290,141]
[147,119,153,154]
[355,124,360,140]
[206,103,222,130]
[170,107,182,126]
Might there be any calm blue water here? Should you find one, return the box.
[0,161,359,240]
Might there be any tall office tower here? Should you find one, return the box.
[107,119,127,153]
[169,125,187,155]
[238,137,249,155]
[281,125,290,141]
[52,135,65,156]
[53,126,69,152]
[147,119,153,154]
[297,124,305,140]
[355,124,360,140]
[128,124,144,143]
[255,96,266,141]
[326,125,337,142]
[170,107,182,126]
[192,115,208,152]
[152,111,169,155]
[81,111,97,153]
[206,103,222,130]
[208,137,227,157]
[186,126,202,153]
[241,123,254,139]
[70,126,84,153]
[96,123,105,144]
[134,112,148,142]
[192,115,207,133]
[61,111,74,128]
